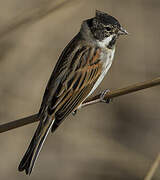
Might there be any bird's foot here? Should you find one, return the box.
[100,89,111,103]
[72,109,77,116]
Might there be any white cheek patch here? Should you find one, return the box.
[97,35,114,48]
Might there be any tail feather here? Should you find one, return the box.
[18,117,54,175]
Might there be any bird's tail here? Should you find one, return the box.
[18,116,54,175]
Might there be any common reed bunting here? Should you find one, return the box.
[18,10,128,175]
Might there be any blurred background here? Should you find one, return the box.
[0,0,160,179]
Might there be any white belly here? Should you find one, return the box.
[87,47,115,98]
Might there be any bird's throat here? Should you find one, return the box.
[107,35,117,49]
[97,35,116,49]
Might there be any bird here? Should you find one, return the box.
[18,10,128,175]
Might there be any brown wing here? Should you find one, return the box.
[38,33,102,132]
[50,48,102,131]
[51,64,102,131]
[38,33,82,118]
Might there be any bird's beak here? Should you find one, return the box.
[118,27,128,35]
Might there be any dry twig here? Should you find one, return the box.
[144,153,160,180]
[0,77,159,133]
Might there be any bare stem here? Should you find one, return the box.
[144,153,160,180]
[0,77,159,133]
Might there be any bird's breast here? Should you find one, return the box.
[98,46,115,81]
[86,47,115,98]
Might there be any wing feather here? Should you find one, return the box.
[50,47,102,131]
[38,33,102,131]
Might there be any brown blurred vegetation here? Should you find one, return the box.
[0,0,160,179]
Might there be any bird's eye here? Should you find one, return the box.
[106,26,111,31]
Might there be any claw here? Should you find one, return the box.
[72,110,77,116]
[100,89,111,103]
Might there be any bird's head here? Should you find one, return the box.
[83,10,128,48]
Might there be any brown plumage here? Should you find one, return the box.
[18,34,103,175]
[18,10,127,175]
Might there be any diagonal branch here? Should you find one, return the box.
[0,77,159,133]
[82,76,160,108]
[144,152,160,180]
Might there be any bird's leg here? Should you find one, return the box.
[72,89,111,116]
[72,101,84,116]
[100,89,111,103]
